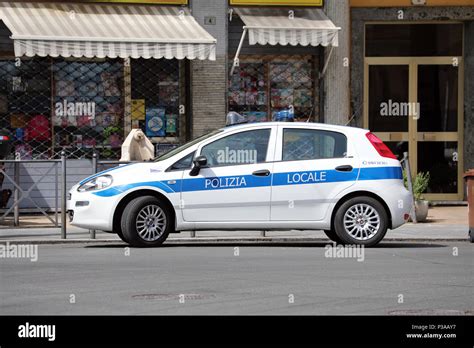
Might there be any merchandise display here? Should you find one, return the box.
[228,57,316,123]
[0,57,185,159]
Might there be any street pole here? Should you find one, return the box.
[90,152,98,239]
[61,151,67,239]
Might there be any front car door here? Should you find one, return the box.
[181,126,276,222]
[271,126,359,221]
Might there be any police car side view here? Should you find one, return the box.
[68,122,413,247]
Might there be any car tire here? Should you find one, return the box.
[323,229,343,244]
[120,196,172,247]
[334,196,388,247]
[115,228,129,244]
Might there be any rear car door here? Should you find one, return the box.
[181,126,276,222]
[271,126,359,221]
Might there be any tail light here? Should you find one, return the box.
[0,136,9,141]
[365,132,397,159]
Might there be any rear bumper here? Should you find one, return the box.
[388,188,412,229]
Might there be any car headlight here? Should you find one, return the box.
[77,175,113,192]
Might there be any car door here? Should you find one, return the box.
[271,126,359,221]
[181,126,276,222]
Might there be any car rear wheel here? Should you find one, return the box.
[334,196,388,247]
[120,196,171,247]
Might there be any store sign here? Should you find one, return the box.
[229,0,323,6]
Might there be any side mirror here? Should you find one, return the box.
[189,155,207,176]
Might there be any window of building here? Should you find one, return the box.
[228,56,317,122]
[282,128,347,161]
[0,57,186,160]
[365,23,463,57]
[201,129,271,166]
[131,59,182,140]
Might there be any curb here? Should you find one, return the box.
[0,237,470,245]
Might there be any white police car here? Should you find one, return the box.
[68,122,412,247]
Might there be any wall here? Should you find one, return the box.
[190,0,228,138]
[323,0,350,125]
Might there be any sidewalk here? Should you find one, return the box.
[0,206,470,243]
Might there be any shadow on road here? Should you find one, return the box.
[84,241,448,249]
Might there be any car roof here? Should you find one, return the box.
[221,121,369,134]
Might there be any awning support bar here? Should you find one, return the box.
[319,45,335,79]
[230,27,247,76]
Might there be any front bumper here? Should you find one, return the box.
[68,189,116,231]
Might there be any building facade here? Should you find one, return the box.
[0,0,472,212]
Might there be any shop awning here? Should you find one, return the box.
[230,8,340,75]
[234,8,340,47]
[0,2,216,60]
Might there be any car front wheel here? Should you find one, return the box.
[120,196,171,247]
[334,196,388,247]
[323,229,343,244]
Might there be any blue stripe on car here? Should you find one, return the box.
[92,166,402,197]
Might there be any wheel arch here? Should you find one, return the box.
[112,189,177,234]
[330,191,393,231]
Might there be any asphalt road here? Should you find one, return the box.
[0,241,473,315]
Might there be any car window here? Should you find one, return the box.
[282,129,347,161]
[201,129,271,167]
[154,129,222,162]
[168,152,195,171]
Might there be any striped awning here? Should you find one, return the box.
[234,8,339,47]
[0,2,216,60]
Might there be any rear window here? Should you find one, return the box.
[282,129,347,161]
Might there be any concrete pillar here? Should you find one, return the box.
[323,0,350,126]
[190,0,228,138]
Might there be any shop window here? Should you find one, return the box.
[228,56,317,122]
[0,58,124,160]
[365,24,463,57]
[131,59,181,140]
[201,129,271,166]
[0,58,52,159]
[282,129,347,161]
[52,59,124,160]
[0,56,186,160]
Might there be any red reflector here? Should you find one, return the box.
[404,213,410,221]
[366,132,397,159]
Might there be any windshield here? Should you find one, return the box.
[154,129,222,162]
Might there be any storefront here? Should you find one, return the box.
[350,1,473,201]
[227,3,340,123]
[0,1,216,161]
[0,0,216,210]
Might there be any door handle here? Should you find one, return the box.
[335,165,353,172]
[252,169,271,177]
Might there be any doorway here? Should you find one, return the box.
[364,23,464,201]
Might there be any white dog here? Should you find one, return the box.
[120,129,155,162]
